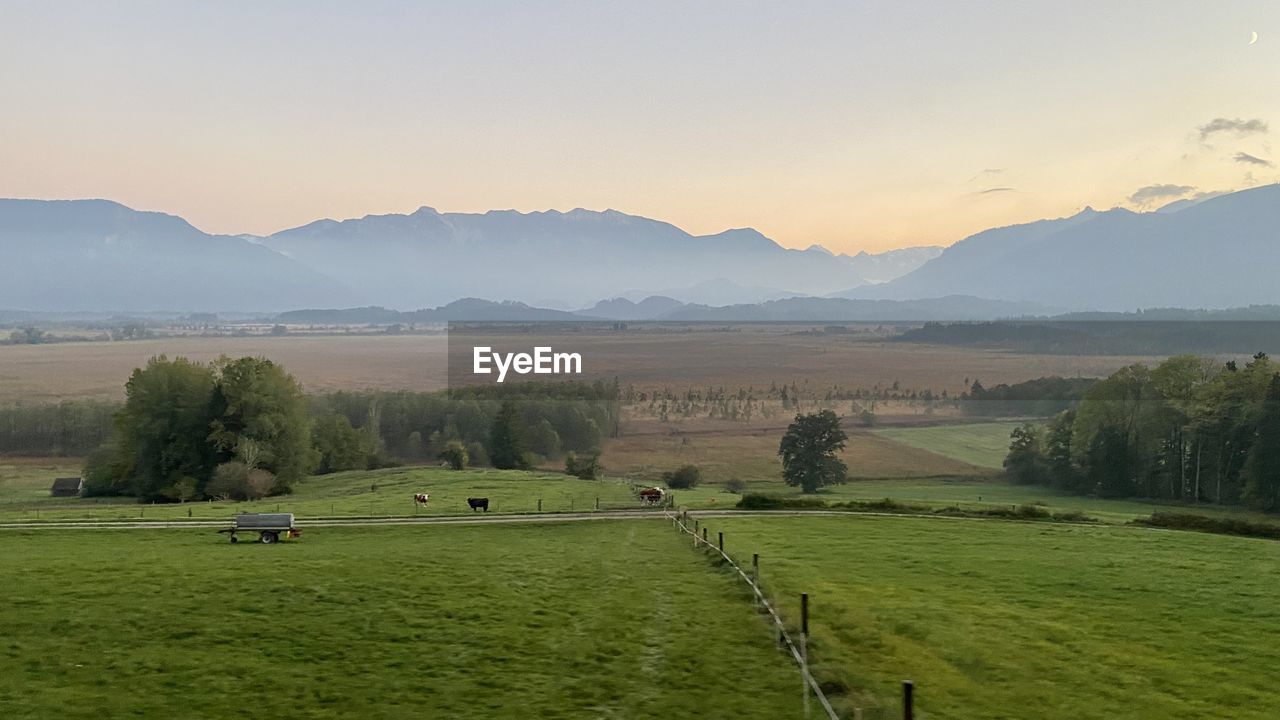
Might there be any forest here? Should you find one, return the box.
[1004,353,1280,510]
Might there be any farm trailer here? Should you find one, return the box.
[219,513,300,544]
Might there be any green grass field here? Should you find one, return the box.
[0,521,803,719]
[8,459,1274,528]
[0,464,664,521]
[694,515,1280,720]
[872,422,1022,470]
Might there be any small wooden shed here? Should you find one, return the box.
[50,477,84,498]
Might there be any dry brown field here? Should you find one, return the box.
[0,334,449,403]
[448,325,1172,395]
[0,325,1174,404]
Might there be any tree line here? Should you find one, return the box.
[71,356,619,502]
[0,400,119,455]
[1004,353,1280,510]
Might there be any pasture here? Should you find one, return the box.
[0,521,803,719]
[0,465,672,522]
[8,459,1269,528]
[697,515,1280,720]
[871,422,1021,470]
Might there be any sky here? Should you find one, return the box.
[1,0,1277,253]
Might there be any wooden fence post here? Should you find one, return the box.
[903,680,914,720]
[701,527,707,545]
[718,531,724,555]
[801,592,811,717]
[595,496,599,511]
[537,498,542,512]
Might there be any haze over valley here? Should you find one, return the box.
[2,184,1278,317]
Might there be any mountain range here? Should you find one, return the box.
[2,184,1278,315]
[0,199,933,311]
[0,199,355,312]
[256,207,935,308]
[843,184,1280,309]
[274,294,1050,324]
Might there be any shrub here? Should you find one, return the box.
[245,469,276,500]
[206,462,276,501]
[162,476,200,503]
[724,478,748,494]
[206,462,249,500]
[662,465,701,489]
[840,497,927,513]
[1015,503,1051,519]
[1132,512,1280,540]
[439,441,469,471]
[465,441,489,468]
[564,452,603,480]
[736,493,827,510]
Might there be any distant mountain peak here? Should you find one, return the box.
[841,183,1280,310]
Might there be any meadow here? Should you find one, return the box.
[0,521,804,720]
[695,515,1280,720]
[7,451,1269,527]
[0,463,675,522]
[871,422,1021,470]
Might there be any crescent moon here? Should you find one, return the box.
[1250,31,1258,45]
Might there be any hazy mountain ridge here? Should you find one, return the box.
[4,185,1276,314]
[832,245,945,284]
[271,295,1050,323]
[258,207,925,308]
[276,299,584,323]
[846,184,1280,310]
[0,199,353,312]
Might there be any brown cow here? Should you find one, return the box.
[638,487,665,505]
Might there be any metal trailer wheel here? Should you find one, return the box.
[259,531,278,544]
[229,534,238,544]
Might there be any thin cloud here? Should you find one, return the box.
[1234,151,1274,167]
[1198,118,1269,140]
[1128,183,1195,207]
[975,186,1017,195]
[966,168,1004,183]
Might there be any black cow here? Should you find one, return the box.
[467,497,489,512]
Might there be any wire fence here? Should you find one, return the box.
[665,508,843,720]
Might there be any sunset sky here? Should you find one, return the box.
[1,1,1277,253]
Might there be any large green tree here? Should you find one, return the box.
[208,356,317,493]
[1243,373,1280,510]
[1043,409,1083,492]
[113,356,218,500]
[488,399,530,470]
[1004,424,1045,485]
[311,412,369,475]
[778,410,848,493]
